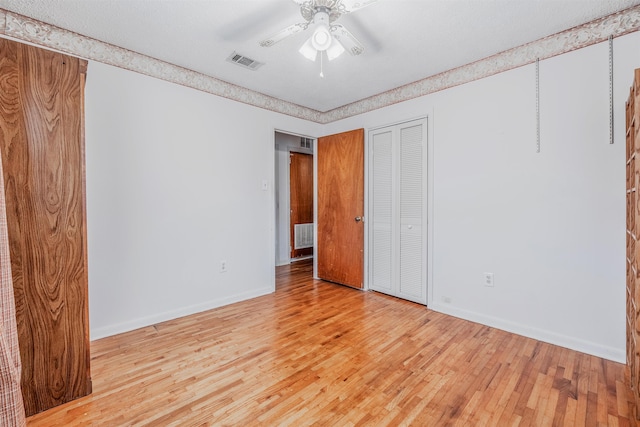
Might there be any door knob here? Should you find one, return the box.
[355,216,362,222]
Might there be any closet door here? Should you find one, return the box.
[398,123,425,302]
[370,129,394,294]
[369,119,426,304]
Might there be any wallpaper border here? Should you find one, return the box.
[1,6,639,124]
[325,5,640,122]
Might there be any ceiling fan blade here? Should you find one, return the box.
[331,24,364,56]
[259,22,308,47]
[339,0,378,13]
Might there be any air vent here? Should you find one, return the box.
[300,137,313,149]
[226,52,264,71]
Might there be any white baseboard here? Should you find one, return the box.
[90,286,274,341]
[429,302,625,363]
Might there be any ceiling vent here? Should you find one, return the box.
[226,52,264,71]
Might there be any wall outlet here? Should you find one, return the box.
[220,260,228,273]
[442,296,452,303]
[483,272,494,287]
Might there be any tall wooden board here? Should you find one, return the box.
[0,38,91,416]
[626,68,640,420]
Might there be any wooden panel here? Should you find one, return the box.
[24,259,638,426]
[0,38,91,416]
[626,67,640,420]
[317,129,364,288]
[289,152,313,259]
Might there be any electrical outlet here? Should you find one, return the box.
[483,272,494,287]
[442,296,452,303]
[221,260,228,273]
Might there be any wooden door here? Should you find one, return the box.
[290,152,314,259]
[0,38,91,416]
[317,129,364,288]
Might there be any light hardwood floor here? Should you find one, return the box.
[27,259,637,426]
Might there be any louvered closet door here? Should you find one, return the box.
[369,119,426,304]
[370,129,394,294]
[398,124,425,302]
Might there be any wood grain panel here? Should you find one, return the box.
[627,68,640,421]
[23,259,638,425]
[0,38,91,416]
[289,152,313,259]
[317,129,364,288]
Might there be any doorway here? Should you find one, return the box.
[290,152,314,260]
[272,128,367,289]
[274,131,314,266]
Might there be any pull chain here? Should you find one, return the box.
[535,58,540,153]
[320,51,324,78]
[609,35,614,145]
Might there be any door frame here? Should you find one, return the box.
[289,151,314,260]
[273,130,315,267]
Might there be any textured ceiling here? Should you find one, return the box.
[2,0,640,112]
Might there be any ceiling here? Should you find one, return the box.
[2,0,640,112]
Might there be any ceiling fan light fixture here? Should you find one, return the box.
[311,24,331,51]
[260,0,373,66]
[310,9,332,51]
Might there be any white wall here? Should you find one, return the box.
[85,31,638,361]
[85,62,321,339]
[323,32,640,362]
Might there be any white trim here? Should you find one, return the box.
[429,302,625,363]
[313,138,319,280]
[426,111,435,308]
[90,286,273,341]
[267,125,276,291]
[362,128,369,291]
[367,115,431,133]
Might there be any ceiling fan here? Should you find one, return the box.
[259,0,377,63]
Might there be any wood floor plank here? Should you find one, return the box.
[25,259,638,426]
